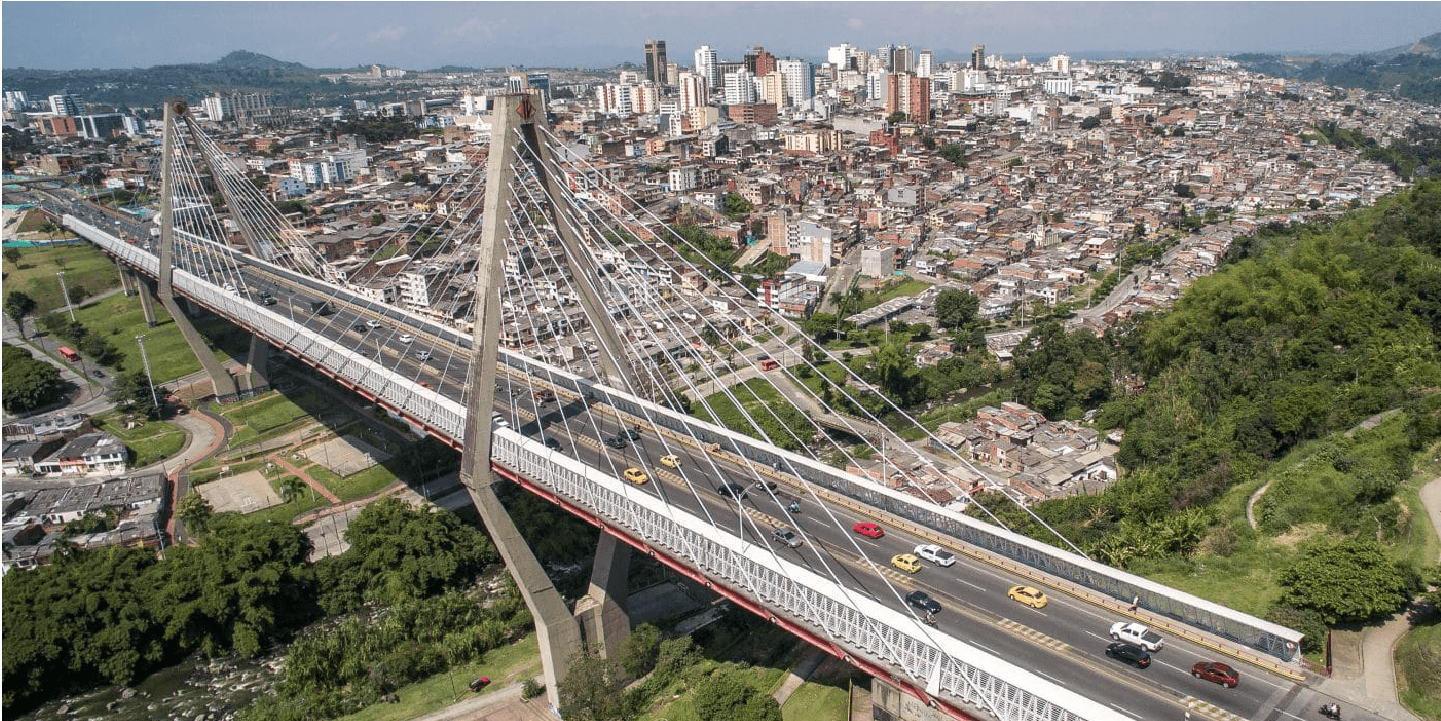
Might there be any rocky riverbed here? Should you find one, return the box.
[15,653,283,721]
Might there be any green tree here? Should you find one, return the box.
[558,650,629,721]
[1,343,66,413]
[174,493,214,534]
[113,370,163,419]
[5,291,37,338]
[1174,183,1194,198]
[1080,115,1101,129]
[1277,538,1419,625]
[147,514,314,658]
[64,282,89,305]
[3,247,21,266]
[934,288,979,329]
[722,193,754,218]
[369,213,385,226]
[936,144,966,165]
[695,667,781,721]
[886,111,907,124]
[278,476,306,503]
[313,497,495,613]
[617,622,661,678]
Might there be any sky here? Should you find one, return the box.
[5,2,1441,71]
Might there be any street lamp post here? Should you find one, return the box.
[135,334,162,417]
[55,270,76,322]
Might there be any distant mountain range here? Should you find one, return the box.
[1231,32,1441,104]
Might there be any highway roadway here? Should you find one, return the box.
[48,194,1377,721]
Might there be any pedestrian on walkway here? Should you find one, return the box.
[1128,595,1139,613]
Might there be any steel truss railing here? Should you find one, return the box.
[68,213,1303,669]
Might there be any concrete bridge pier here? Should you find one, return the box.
[573,533,633,661]
[127,270,158,326]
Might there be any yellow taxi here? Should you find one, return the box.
[890,553,921,574]
[623,467,648,485]
[1007,585,1048,609]
[659,454,681,468]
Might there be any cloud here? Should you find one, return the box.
[847,17,863,29]
[366,25,407,43]
[448,17,497,40]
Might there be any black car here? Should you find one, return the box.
[90,369,105,378]
[604,435,628,449]
[544,437,563,451]
[1105,642,1151,668]
[905,590,941,614]
[352,323,368,332]
[624,426,642,440]
[717,483,748,499]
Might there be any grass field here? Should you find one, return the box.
[70,293,203,382]
[782,678,850,721]
[336,633,542,721]
[244,476,329,524]
[328,464,399,502]
[1396,616,1441,721]
[4,242,115,314]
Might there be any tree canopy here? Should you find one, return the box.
[1277,538,1419,625]
[1,343,66,413]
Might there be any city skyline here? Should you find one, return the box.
[5,1,1441,72]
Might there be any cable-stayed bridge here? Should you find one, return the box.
[50,95,1311,721]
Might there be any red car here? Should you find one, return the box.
[1191,661,1239,688]
[852,522,884,539]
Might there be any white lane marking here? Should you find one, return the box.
[968,641,997,655]
[1108,703,1140,719]
[1270,710,1307,721]
[1034,670,1061,685]
[955,577,986,592]
[1155,659,1189,673]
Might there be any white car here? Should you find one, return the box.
[399,334,414,343]
[366,319,381,328]
[914,544,956,567]
[1109,622,1164,652]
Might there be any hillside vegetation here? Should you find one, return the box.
[977,181,1441,647]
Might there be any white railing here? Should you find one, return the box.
[68,213,1304,667]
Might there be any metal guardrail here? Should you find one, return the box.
[491,429,1130,721]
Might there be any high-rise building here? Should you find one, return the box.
[4,91,29,112]
[694,45,719,90]
[776,59,813,107]
[1049,54,1071,74]
[644,39,668,87]
[916,50,934,79]
[77,113,129,140]
[724,69,758,105]
[200,91,271,122]
[972,45,987,71]
[527,73,552,104]
[48,93,83,116]
[827,43,856,71]
[754,47,777,78]
[885,73,929,123]
[677,71,708,112]
[877,44,894,71]
[891,45,914,74]
[760,72,787,107]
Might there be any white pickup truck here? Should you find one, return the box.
[1109,621,1164,652]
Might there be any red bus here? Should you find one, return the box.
[57,346,80,362]
[758,358,780,371]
